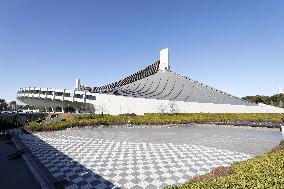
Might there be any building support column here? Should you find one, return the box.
[51,107,56,113]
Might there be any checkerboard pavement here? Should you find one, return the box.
[18,130,252,189]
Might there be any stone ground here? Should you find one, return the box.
[0,134,41,189]
[17,124,283,189]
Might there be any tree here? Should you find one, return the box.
[85,104,96,114]
[8,101,17,111]
[168,102,179,114]
[0,98,8,111]
[93,104,108,115]
[242,94,284,108]
[157,103,167,114]
[279,100,283,108]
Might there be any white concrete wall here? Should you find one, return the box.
[93,93,284,114]
[17,87,284,114]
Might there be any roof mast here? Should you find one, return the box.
[159,48,169,71]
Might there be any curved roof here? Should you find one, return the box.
[83,60,256,106]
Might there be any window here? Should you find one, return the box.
[55,92,63,96]
[74,94,84,99]
[86,95,96,100]
[64,93,71,97]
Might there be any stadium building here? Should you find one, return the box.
[17,49,284,114]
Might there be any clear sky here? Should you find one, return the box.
[1,0,284,102]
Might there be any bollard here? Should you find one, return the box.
[280,126,284,133]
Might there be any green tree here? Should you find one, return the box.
[242,94,284,108]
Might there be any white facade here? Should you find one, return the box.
[17,88,284,114]
[91,93,284,114]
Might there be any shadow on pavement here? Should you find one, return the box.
[0,132,41,189]
[13,131,117,189]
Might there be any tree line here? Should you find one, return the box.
[242,94,284,108]
[0,98,34,111]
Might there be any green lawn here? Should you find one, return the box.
[25,113,283,132]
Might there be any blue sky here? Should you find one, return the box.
[1,0,284,102]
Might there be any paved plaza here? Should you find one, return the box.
[18,125,283,188]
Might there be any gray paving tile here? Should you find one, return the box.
[17,125,283,188]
